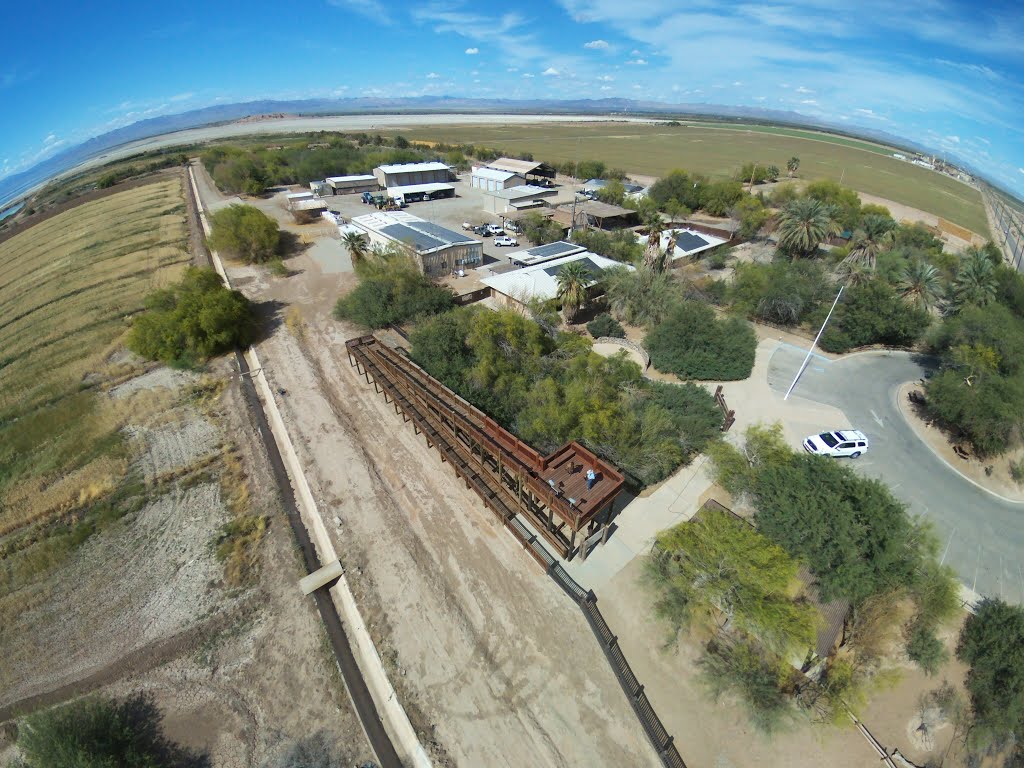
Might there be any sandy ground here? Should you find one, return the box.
[857,191,984,248]
[0,360,372,767]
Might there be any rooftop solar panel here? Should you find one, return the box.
[529,241,580,258]
[413,221,469,245]
[380,223,443,251]
[543,256,603,279]
[675,231,710,252]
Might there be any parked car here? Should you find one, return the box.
[493,236,519,247]
[802,429,869,458]
[485,223,504,236]
[473,225,492,237]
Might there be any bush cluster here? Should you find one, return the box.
[208,204,281,264]
[128,267,257,367]
[645,301,757,381]
[586,313,625,339]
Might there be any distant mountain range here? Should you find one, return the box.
[0,96,966,209]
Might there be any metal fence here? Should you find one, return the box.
[545,559,688,768]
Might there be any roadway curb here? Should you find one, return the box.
[893,381,1024,506]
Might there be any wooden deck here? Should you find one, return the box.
[539,443,623,526]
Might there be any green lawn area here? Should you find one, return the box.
[400,121,989,236]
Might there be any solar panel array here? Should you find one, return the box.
[414,221,469,246]
[379,221,469,252]
[675,231,710,253]
[528,241,581,259]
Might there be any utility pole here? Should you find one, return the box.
[784,285,844,401]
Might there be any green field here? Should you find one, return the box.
[400,121,988,235]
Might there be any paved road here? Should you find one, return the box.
[767,344,1024,604]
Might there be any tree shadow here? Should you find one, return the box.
[119,693,211,768]
[252,299,288,343]
[278,230,311,259]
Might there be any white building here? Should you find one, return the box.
[385,182,455,204]
[482,184,558,216]
[480,251,630,311]
[373,161,451,189]
[471,166,525,192]
[349,210,481,277]
[635,227,729,262]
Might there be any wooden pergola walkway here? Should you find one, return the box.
[346,335,624,560]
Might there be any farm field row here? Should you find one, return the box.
[400,121,989,235]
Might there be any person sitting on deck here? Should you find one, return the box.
[586,467,597,490]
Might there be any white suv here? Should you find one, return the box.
[803,429,869,458]
[493,235,519,247]
[485,223,504,236]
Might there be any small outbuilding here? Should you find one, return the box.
[288,196,329,223]
[505,240,585,268]
[373,161,451,189]
[552,200,639,230]
[482,184,558,216]
[349,211,481,277]
[485,158,557,184]
[325,174,379,195]
[471,166,525,192]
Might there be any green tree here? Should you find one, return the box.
[732,196,770,240]
[520,211,563,245]
[958,599,1024,746]
[208,204,281,264]
[898,259,942,311]
[766,165,780,182]
[603,265,679,328]
[841,213,897,273]
[953,247,999,310]
[699,637,792,733]
[775,197,831,258]
[699,180,745,217]
[17,693,204,768]
[786,156,800,177]
[596,178,626,205]
[128,268,257,367]
[645,301,757,380]
[556,260,594,322]
[648,507,818,655]
[342,231,369,264]
[803,179,863,230]
[729,260,830,326]
[820,279,931,353]
[648,169,703,211]
[333,250,455,329]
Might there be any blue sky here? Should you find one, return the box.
[1,0,1022,196]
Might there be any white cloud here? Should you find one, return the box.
[630,49,642,56]
[626,58,647,65]
[600,86,613,91]
[596,75,614,82]
[946,135,961,143]
[800,99,818,105]
[425,72,440,79]
[465,47,479,54]
[169,92,194,102]
[522,73,534,78]
[43,133,58,146]
[732,81,743,86]
[753,96,767,101]
[584,39,609,49]
[795,86,814,94]
[542,67,560,76]
[507,67,518,72]
[1019,168,1024,175]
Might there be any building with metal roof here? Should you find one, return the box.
[480,251,630,311]
[485,158,557,181]
[482,184,558,215]
[287,196,329,223]
[551,199,639,230]
[373,161,451,189]
[325,174,378,195]
[385,182,455,203]
[635,227,729,263]
[506,240,586,268]
[471,166,525,192]
[350,210,481,277]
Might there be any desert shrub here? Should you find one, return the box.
[699,637,792,733]
[128,267,258,367]
[267,257,290,277]
[214,515,268,587]
[571,228,643,263]
[819,279,931,353]
[208,204,280,264]
[958,599,1024,747]
[645,301,756,380]
[16,693,202,768]
[729,260,830,326]
[519,211,563,245]
[587,313,625,338]
[646,381,723,454]
[1011,459,1024,485]
[334,249,455,329]
[603,265,681,329]
[906,620,949,675]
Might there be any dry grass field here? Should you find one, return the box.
[0,177,191,589]
[399,121,989,235]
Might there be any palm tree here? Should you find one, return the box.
[556,261,594,323]
[766,165,780,182]
[841,214,896,273]
[787,157,800,178]
[342,231,369,264]
[952,247,998,310]
[775,197,830,257]
[642,214,666,272]
[898,259,941,311]
[838,260,873,287]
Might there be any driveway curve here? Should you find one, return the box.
[767,344,1024,604]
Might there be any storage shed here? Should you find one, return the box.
[325,174,379,195]
[373,161,451,189]
[471,166,525,192]
[350,211,481,277]
[482,185,558,216]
